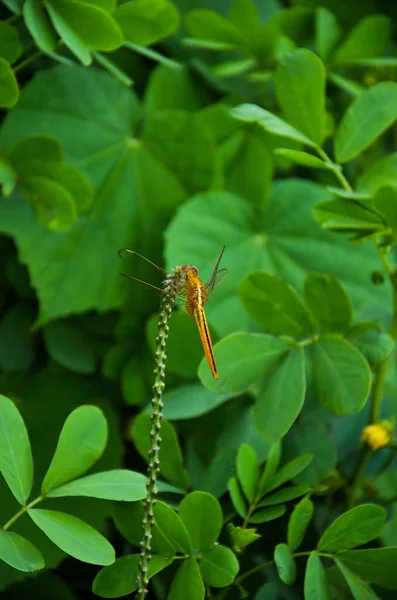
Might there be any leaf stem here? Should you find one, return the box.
[2,495,44,531]
[124,42,181,70]
[315,147,353,192]
[13,50,43,73]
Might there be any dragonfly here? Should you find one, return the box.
[118,247,228,379]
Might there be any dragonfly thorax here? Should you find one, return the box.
[183,266,199,279]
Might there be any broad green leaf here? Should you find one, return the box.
[236,444,259,503]
[46,3,91,65]
[304,553,331,600]
[114,0,180,46]
[43,323,95,373]
[142,109,217,194]
[0,22,22,62]
[198,333,291,394]
[259,484,310,508]
[231,104,316,147]
[41,405,107,493]
[0,531,44,572]
[0,57,19,108]
[185,8,245,47]
[0,303,34,371]
[228,477,246,518]
[304,273,353,333]
[315,7,341,61]
[47,0,123,51]
[240,272,316,337]
[179,492,222,551]
[254,346,306,444]
[249,505,286,524]
[313,198,385,234]
[145,65,209,115]
[199,545,239,587]
[227,0,260,39]
[287,497,314,551]
[168,557,204,600]
[0,395,33,504]
[0,156,16,196]
[372,185,397,230]
[274,544,296,585]
[346,322,394,364]
[93,554,173,597]
[333,15,391,64]
[161,384,232,420]
[23,0,57,52]
[275,49,326,145]
[0,66,186,326]
[131,413,189,490]
[154,501,192,553]
[311,335,371,415]
[20,175,77,231]
[46,469,147,501]
[211,58,255,78]
[267,454,313,493]
[258,443,281,497]
[337,548,397,590]
[335,560,379,600]
[112,502,173,554]
[28,509,115,565]
[335,82,397,163]
[164,183,389,339]
[121,356,146,406]
[318,505,386,552]
[358,152,397,193]
[274,149,330,169]
[7,135,64,164]
[255,583,280,600]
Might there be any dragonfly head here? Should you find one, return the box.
[182,265,199,279]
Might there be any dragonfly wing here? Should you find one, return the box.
[206,268,228,298]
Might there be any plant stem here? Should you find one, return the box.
[315,147,353,192]
[347,446,372,509]
[13,50,43,73]
[2,495,44,531]
[124,42,181,70]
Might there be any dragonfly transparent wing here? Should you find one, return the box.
[204,246,227,298]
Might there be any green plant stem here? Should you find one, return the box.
[13,50,43,73]
[315,147,353,192]
[2,495,43,531]
[124,42,181,70]
[347,446,372,509]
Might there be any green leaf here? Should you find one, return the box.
[275,49,326,145]
[47,0,123,51]
[46,3,91,65]
[20,175,77,231]
[179,492,222,551]
[274,149,330,169]
[23,0,58,52]
[240,272,316,337]
[43,322,95,373]
[304,273,353,333]
[287,497,314,551]
[346,322,394,364]
[131,413,189,490]
[0,57,19,108]
[227,523,260,554]
[311,335,371,414]
[0,395,33,504]
[336,548,397,590]
[283,424,336,486]
[41,405,107,493]
[318,505,387,552]
[257,443,281,497]
[185,8,245,48]
[0,156,16,196]
[7,135,64,164]
[168,557,204,600]
[46,469,147,501]
[211,58,255,78]
[259,484,310,508]
[237,444,259,503]
[0,22,22,62]
[154,501,192,553]
[228,477,246,519]
[372,185,397,230]
[142,109,217,195]
[112,502,173,554]
[315,7,341,61]
[198,333,291,394]
[231,104,316,147]
[161,384,232,420]
[114,0,180,46]
[28,509,115,565]
[313,198,385,234]
[249,505,286,524]
[304,552,331,600]
[268,454,313,493]
[358,152,397,193]
[254,346,306,444]
[0,531,44,572]
[93,554,173,598]
[335,560,379,600]
[274,544,296,585]
[335,82,397,163]
[199,545,239,587]
[333,15,391,64]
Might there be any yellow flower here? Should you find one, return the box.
[361,423,392,450]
